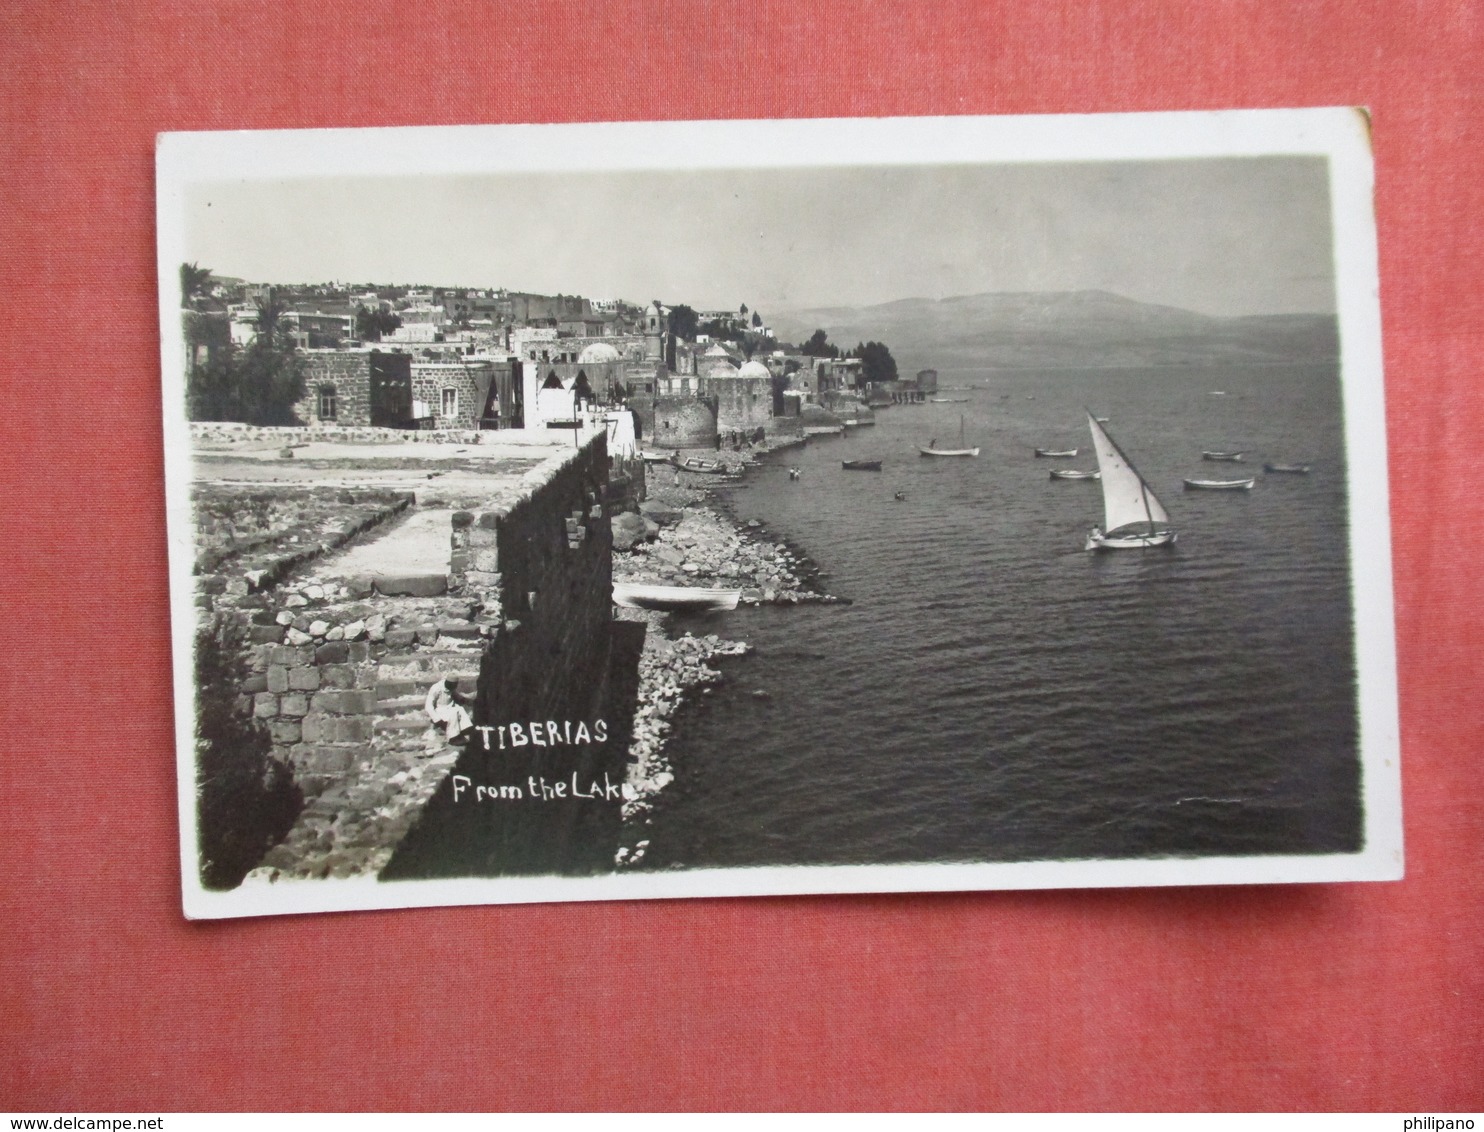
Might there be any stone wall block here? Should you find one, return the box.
[320,663,356,689]
[304,712,336,743]
[266,665,290,693]
[280,693,309,718]
[314,641,350,664]
[306,746,354,775]
[253,692,279,718]
[268,720,302,745]
[288,666,320,691]
[271,645,314,667]
[337,717,373,744]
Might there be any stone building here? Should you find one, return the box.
[296,350,414,427]
[630,394,718,450]
[698,357,775,434]
[410,360,494,430]
[520,341,633,428]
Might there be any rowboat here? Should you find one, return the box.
[1264,463,1312,474]
[1049,468,1100,480]
[1085,413,1176,550]
[612,583,741,612]
[1201,451,1246,462]
[1183,477,1255,491]
[841,459,883,471]
[675,457,731,475]
[1035,447,1078,458]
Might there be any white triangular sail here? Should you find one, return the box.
[1087,413,1169,533]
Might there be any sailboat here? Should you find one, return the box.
[1084,412,1176,550]
[919,414,979,458]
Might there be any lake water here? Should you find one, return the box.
[636,363,1363,869]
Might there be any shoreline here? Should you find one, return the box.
[613,434,835,863]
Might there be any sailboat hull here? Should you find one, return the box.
[1086,529,1178,551]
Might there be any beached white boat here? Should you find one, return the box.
[1184,477,1255,491]
[675,456,731,475]
[1085,412,1176,550]
[1050,468,1100,480]
[613,583,741,612]
[919,415,979,458]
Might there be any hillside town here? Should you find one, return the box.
[179,266,947,890]
[179,267,938,447]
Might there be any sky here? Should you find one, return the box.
[184,156,1336,319]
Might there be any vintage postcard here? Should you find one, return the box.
[157,109,1401,919]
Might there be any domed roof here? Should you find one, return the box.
[737,360,771,379]
[577,342,621,364]
[703,343,731,356]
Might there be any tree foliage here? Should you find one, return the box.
[180,262,213,307]
[667,304,700,341]
[800,328,841,358]
[356,305,403,342]
[852,340,899,385]
[187,291,307,424]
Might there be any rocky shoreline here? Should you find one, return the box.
[613,439,835,864]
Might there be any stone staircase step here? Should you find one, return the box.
[374,717,434,733]
[376,695,430,714]
[375,677,477,701]
[376,650,485,681]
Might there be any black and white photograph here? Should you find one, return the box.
[158,110,1402,919]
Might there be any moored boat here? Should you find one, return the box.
[1084,412,1176,550]
[1050,468,1100,480]
[1264,462,1312,474]
[613,583,741,612]
[1035,447,1078,458]
[919,415,979,458]
[1183,476,1256,491]
[841,459,883,471]
[1202,451,1246,462]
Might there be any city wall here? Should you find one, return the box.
[196,431,628,882]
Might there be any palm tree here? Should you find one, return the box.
[179,262,213,308]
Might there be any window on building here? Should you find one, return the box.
[441,387,458,418]
[318,384,337,420]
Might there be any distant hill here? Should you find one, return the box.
[767,291,1339,375]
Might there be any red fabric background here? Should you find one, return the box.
[2,1,1479,1112]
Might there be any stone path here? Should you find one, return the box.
[310,507,455,582]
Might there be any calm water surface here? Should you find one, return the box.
[637,363,1362,869]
